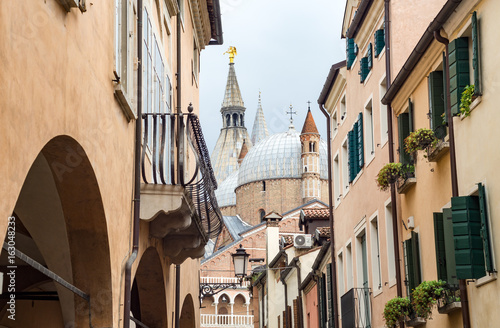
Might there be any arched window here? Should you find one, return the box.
[240,114,244,126]
[233,113,239,126]
[309,142,316,152]
[262,181,266,191]
[259,209,266,221]
[226,114,231,127]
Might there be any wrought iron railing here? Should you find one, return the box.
[340,287,371,328]
[141,111,222,239]
[200,314,253,327]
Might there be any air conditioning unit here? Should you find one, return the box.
[294,234,312,248]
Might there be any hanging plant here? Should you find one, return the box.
[383,297,411,327]
[404,128,438,154]
[376,163,403,191]
[411,280,446,319]
[460,85,476,117]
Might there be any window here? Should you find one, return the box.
[259,209,266,222]
[428,70,447,138]
[341,140,349,193]
[346,243,353,290]
[309,142,316,152]
[364,99,374,158]
[318,272,327,328]
[374,28,385,57]
[262,181,266,192]
[348,113,364,182]
[338,251,344,295]
[397,106,413,166]
[403,231,421,297]
[114,0,136,118]
[359,44,372,83]
[333,154,340,204]
[193,38,199,84]
[340,94,347,121]
[326,263,334,327]
[433,209,458,286]
[355,230,371,327]
[346,38,358,70]
[449,183,494,279]
[385,202,396,283]
[379,78,388,144]
[370,216,382,291]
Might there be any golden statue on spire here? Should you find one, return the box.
[223,46,237,63]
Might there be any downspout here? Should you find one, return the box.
[318,103,339,328]
[123,0,143,326]
[434,30,471,328]
[175,6,182,328]
[384,0,404,305]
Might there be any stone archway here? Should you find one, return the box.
[0,136,113,327]
[132,247,168,328]
[180,294,196,328]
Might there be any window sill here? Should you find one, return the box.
[460,95,482,120]
[475,272,497,287]
[114,84,137,122]
[427,140,449,162]
[397,175,416,194]
[372,287,383,298]
[365,153,376,168]
[363,70,372,85]
[388,278,397,288]
[352,169,364,186]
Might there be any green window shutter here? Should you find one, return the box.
[327,263,334,327]
[347,38,357,70]
[408,99,414,133]
[478,183,493,272]
[367,43,373,69]
[321,273,328,328]
[433,212,448,282]
[428,71,445,131]
[441,52,448,126]
[404,238,414,296]
[348,130,356,182]
[318,276,325,328]
[397,113,412,165]
[448,37,470,115]
[357,113,364,170]
[374,29,385,57]
[411,231,422,290]
[359,57,369,83]
[471,11,481,95]
[443,208,459,286]
[451,195,486,279]
[353,122,359,175]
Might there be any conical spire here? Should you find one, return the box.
[221,63,245,109]
[301,107,319,134]
[238,139,249,165]
[251,93,269,145]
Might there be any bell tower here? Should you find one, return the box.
[300,104,321,203]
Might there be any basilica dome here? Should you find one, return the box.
[236,126,328,188]
[214,169,239,207]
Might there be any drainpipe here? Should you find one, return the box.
[123,0,143,326]
[434,29,471,328]
[318,103,339,328]
[384,0,404,306]
[175,264,181,328]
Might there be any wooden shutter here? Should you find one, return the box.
[408,98,414,133]
[448,37,470,115]
[403,238,413,296]
[293,299,298,328]
[347,38,356,70]
[397,113,411,165]
[374,29,385,57]
[433,212,448,281]
[359,57,369,83]
[357,113,364,171]
[478,183,493,272]
[451,195,485,279]
[428,71,445,131]
[318,276,325,328]
[327,263,334,327]
[367,43,373,69]
[404,232,421,295]
[348,130,356,182]
[471,11,481,95]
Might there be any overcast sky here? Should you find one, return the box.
[200,0,347,153]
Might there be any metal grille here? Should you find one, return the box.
[340,287,371,328]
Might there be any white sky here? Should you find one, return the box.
[200,0,347,153]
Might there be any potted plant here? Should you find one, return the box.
[376,163,404,191]
[460,84,476,117]
[404,128,438,154]
[411,280,446,319]
[383,297,411,327]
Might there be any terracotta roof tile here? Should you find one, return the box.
[317,227,330,238]
[302,208,330,220]
[301,109,319,134]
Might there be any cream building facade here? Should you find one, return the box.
[0,0,222,327]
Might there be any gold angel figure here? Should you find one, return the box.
[223,46,237,63]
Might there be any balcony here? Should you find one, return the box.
[200,277,251,289]
[397,172,416,194]
[140,111,222,264]
[201,314,253,328]
[340,287,371,328]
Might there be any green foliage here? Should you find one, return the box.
[460,85,475,117]
[376,163,414,191]
[411,280,446,319]
[383,297,411,327]
[404,128,438,154]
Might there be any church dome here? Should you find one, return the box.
[215,169,239,207]
[237,126,328,187]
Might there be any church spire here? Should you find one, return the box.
[221,47,244,109]
[251,92,269,145]
[301,104,319,135]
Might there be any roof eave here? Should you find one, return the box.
[318,61,347,106]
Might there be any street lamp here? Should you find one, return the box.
[199,244,249,299]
